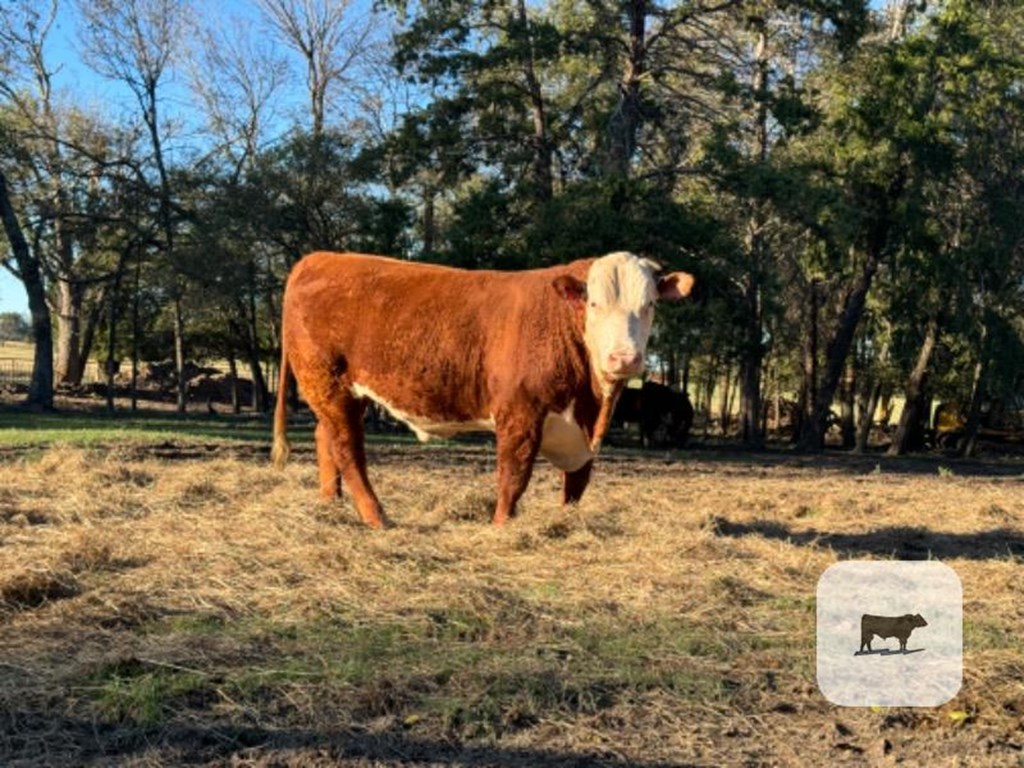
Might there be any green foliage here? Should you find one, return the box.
[522,179,724,266]
[0,311,30,341]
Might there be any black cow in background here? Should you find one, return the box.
[614,381,694,449]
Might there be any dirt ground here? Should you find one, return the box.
[1,439,1022,767]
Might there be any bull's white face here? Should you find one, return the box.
[557,251,695,389]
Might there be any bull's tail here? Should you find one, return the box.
[271,340,292,469]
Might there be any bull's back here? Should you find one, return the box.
[281,252,577,421]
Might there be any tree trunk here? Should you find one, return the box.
[701,353,719,440]
[720,365,735,436]
[131,253,141,414]
[798,250,877,450]
[666,348,678,390]
[104,249,130,411]
[854,380,882,453]
[422,185,436,259]
[957,318,988,458]
[244,263,268,412]
[840,362,856,449]
[54,278,85,385]
[514,0,552,203]
[956,358,985,458]
[228,353,241,415]
[796,280,820,443]
[798,158,908,452]
[738,317,763,445]
[607,0,646,177]
[739,16,769,449]
[265,262,281,353]
[77,289,107,384]
[0,169,53,409]
[173,291,187,412]
[887,0,916,41]
[888,315,938,456]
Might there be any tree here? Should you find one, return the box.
[188,16,292,410]
[393,0,544,194]
[788,4,929,450]
[0,0,59,406]
[256,0,379,139]
[696,0,867,446]
[78,0,192,410]
[190,15,289,180]
[0,312,30,342]
[0,168,53,406]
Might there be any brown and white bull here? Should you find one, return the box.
[271,251,694,528]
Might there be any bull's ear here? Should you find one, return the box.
[553,275,587,305]
[657,272,695,301]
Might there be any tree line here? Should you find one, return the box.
[0,0,1022,454]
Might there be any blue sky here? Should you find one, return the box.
[2,0,282,317]
[0,274,24,316]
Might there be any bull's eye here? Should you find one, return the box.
[588,301,598,309]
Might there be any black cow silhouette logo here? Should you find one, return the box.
[857,613,928,655]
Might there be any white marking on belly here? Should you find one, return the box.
[351,382,495,442]
[539,400,594,472]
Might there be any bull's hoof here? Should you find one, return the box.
[359,510,389,530]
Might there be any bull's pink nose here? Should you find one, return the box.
[607,350,643,374]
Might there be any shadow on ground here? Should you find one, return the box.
[853,648,925,656]
[1,710,700,768]
[708,517,1024,560]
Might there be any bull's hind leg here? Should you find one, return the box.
[315,395,387,529]
[562,460,593,505]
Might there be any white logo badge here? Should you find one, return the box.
[817,561,962,707]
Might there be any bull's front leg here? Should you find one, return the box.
[315,421,341,499]
[493,413,543,526]
[562,460,593,505]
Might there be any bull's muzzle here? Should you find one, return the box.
[605,349,644,378]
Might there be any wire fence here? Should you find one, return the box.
[0,358,103,386]
[0,358,32,385]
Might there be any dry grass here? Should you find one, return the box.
[0,440,1022,767]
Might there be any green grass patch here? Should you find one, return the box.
[86,658,214,727]
[106,606,743,735]
[964,619,1023,652]
[0,407,446,450]
[769,595,816,613]
[0,409,276,447]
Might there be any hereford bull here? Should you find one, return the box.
[271,251,694,528]
[860,613,928,653]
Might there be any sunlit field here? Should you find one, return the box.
[1,418,1022,766]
